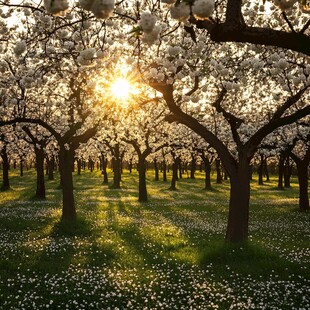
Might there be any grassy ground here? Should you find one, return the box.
[0,168,309,309]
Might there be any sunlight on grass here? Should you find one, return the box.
[0,168,309,309]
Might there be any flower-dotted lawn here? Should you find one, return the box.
[0,171,309,309]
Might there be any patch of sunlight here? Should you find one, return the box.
[139,213,198,264]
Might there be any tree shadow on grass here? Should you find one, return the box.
[198,241,308,280]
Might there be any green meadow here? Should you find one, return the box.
[0,169,309,309]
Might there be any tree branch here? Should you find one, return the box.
[152,83,238,176]
[212,88,243,148]
[0,118,61,141]
[247,105,310,156]
[193,20,310,56]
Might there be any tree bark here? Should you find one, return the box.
[225,158,251,243]
[258,154,264,185]
[204,159,212,190]
[34,147,46,199]
[278,155,284,190]
[178,161,183,179]
[77,159,82,175]
[59,147,76,221]
[1,145,10,190]
[112,158,121,188]
[263,157,269,181]
[296,161,309,211]
[162,160,167,182]
[20,158,24,177]
[190,156,196,179]
[216,158,222,184]
[102,157,108,183]
[284,156,291,188]
[169,159,179,190]
[138,159,148,202]
[128,160,133,173]
[47,156,55,180]
[154,158,159,181]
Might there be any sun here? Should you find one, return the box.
[111,78,131,100]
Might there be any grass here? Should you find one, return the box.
[0,168,309,309]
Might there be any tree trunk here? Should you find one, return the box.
[190,156,196,179]
[162,160,167,182]
[129,160,133,173]
[59,147,76,221]
[48,156,55,180]
[204,159,212,190]
[20,158,24,177]
[35,147,46,199]
[89,159,94,172]
[278,155,284,190]
[296,161,309,211]
[101,157,108,183]
[258,154,264,185]
[154,158,159,181]
[216,158,222,184]
[138,159,148,202]
[263,158,269,181]
[200,163,203,172]
[77,159,81,175]
[1,145,10,190]
[169,160,178,190]
[112,157,121,188]
[223,168,228,180]
[225,158,251,243]
[178,161,183,179]
[284,157,291,188]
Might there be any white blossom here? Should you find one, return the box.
[192,0,215,20]
[44,0,69,15]
[79,0,94,10]
[91,0,115,18]
[142,25,161,45]
[80,48,96,60]
[13,40,26,56]
[168,46,182,56]
[139,12,157,33]
[170,3,190,22]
